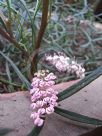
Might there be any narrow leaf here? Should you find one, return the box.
[6,60,14,92]
[27,126,44,136]
[58,65,102,102]
[6,0,14,37]
[0,17,7,31]
[0,77,22,88]
[0,27,23,50]
[0,10,7,31]
[33,0,41,22]
[0,128,13,136]
[19,0,36,49]
[19,0,32,21]
[6,0,12,21]
[0,51,30,89]
[0,1,27,20]
[55,107,102,125]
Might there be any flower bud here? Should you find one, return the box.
[34,117,44,126]
[46,106,54,114]
[38,108,45,115]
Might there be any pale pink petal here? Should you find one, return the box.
[46,106,54,114]
[40,91,47,97]
[31,92,41,102]
[54,91,58,95]
[31,95,36,102]
[31,82,39,87]
[30,112,39,119]
[34,91,42,98]
[51,95,58,100]
[44,73,56,81]
[39,80,45,87]
[32,77,40,82]
[30,88,39,95]
[43,97,50,104]
[46,88,54,94]
[71,65,78,71]
[36,101,44,108]
[38,108,45,115]
[30,103,36,109]
[45,81,55,87]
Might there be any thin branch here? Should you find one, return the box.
[0,77,22,88]
[0,27,25,52]
[30,0,49,76]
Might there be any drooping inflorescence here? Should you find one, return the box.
[30,70,58,126]
[45,52,85,79]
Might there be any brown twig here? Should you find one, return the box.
[0,10,13,38]
[30,0,49,76]
[0,27,27,53]
[6,20,14,38]
[0,27,19,47]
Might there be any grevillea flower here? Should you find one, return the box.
[30,70,58,126]
[45,52,85,79]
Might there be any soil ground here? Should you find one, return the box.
[0,76,102,136]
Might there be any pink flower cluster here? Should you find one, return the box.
[45,52,85,79]
[30,70,58,126]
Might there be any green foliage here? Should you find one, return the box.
[0,0,41,92]
[0,51,30,89]
[0,0,102,92]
